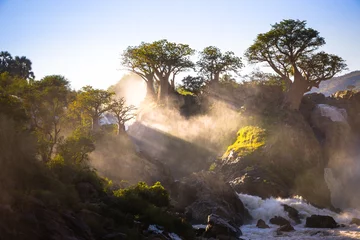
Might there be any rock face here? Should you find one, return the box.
[305,215,339,228]
[219,110,332,208]
[282,204,301,224]
[256,219,270,229]
[170,171,249,226]
[90,133,174,188]
[203,214,242,239]
[270,216,290,226]
[277,223,295,232]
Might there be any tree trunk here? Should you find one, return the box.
[157,77,170,103]
[146,79,156,100]
[283,70,309,110]
[117,123,125,135]
[213,72,220,83]
[92,115,100,131]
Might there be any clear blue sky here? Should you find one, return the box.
[1,0,359,90]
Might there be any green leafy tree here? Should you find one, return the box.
[122,40,195,102]
[22,75,71,162]
[197,46,243,83]
[245,19,347,109]
[109,97,136,135]
[180,75,206,94]
[69,86,114,131]
[56,128,95,165]
[0,51,35,80]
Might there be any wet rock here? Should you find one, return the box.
[171,171,249,225]
[305,215,339,228]
[270,216,290,226]
[277,223,295,232]
[350,218,360,225]
[256,219,269,229]
[282,204,301,224]
[204,214,242,239]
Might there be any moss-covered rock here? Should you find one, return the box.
[219,111,332,208]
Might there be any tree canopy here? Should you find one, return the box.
[0,51,35,80]
[197,46,243,83]
[245,19,347,109]
[122,39,195,102]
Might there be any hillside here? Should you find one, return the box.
[312,71,360,96]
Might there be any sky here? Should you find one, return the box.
[1,0,359,90]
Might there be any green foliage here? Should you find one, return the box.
[245,19,347,109]
[0,51,34,80]
[177,87,195,96]
[113,181,169,208]
[56,127,95,165]
[224,126,266,158]
[122,39,195,101]
[112,181,194,238]
[69,86,114,130]
[197,46,243,82]
[209,162,217,171]
[180,75,206,94]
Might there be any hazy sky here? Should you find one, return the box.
[1,0,359,90]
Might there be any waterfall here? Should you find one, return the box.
[316,104,347,123]
[313,104,360,210]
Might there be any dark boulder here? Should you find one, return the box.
[256,219,269,229]
[270,216,290,226]
[277,223,295,232]
[282,204,301,224]
[203,214,242,239]
[305,215,339,228]
[170,171,249,225]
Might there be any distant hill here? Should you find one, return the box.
[311,71,360,96]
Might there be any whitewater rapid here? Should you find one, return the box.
[238,193,360,239]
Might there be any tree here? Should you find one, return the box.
[245,19,347,109]
[109,97,136,135]
[122,40,195,102]
[69,86,114,131]
[180,75,206,95]
[122,44,157,99]
[22,75,71,162]
[197,46,243,83]
[0,51,35,80]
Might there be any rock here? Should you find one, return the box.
[277,223,295,232]
[282,204,301,224]
[102,232,127,240]
[76,182,99,202]
[270,216,290,226]
[204,214,242,239]
[194,227,205,237]
[305,215,339,228]
[219,110,332,209]
[256,219,270,229]
[170,171,249,225]
[350,218,360,225]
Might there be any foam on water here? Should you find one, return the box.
[238,193,360,239]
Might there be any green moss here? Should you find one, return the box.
[209,162,217,171]
[177,87,194,96]
[224,126,266,158]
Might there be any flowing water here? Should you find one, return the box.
[238,104,360,239]
[239,193,360,239]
